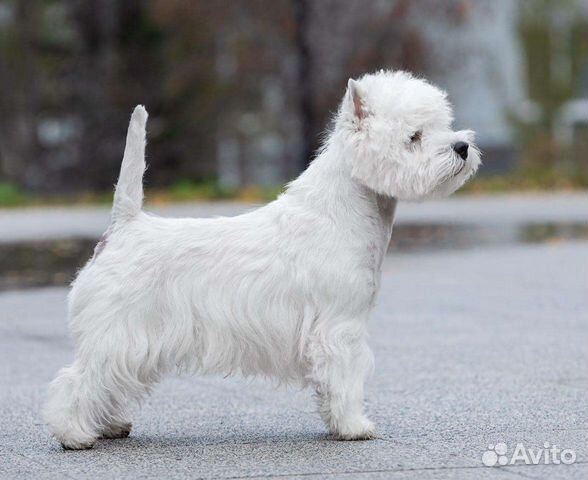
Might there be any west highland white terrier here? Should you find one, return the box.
[45,70,480,449]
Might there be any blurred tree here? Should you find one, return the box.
[518,0,588,172]
[0,0,471,194]
[0,0,40,186]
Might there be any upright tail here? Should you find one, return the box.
[112,105,148,224]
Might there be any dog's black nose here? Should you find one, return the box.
[453,141,469,160]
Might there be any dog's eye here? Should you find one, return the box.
[410,130,422,143]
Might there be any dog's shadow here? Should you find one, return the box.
[133,432,328,447]
[57,430,337,453]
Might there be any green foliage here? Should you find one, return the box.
[0,183,26,206]
[2,170,586,209]
[461,165,588,193]
[167,180,237,201]
[516,0,588,172]
[165,180,283,203]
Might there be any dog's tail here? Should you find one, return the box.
[112,105,148,224]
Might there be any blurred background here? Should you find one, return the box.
[1,0,588,290]
[0,0,587,205]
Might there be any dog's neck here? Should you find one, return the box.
[284,131,397,250]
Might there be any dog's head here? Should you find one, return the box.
[337,70,481,200]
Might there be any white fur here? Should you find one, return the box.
[45,70,480,449]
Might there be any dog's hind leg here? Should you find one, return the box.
[97,391,134,440]
[307,321,376,440]
[45,363,101,449]
[44,328,157,449]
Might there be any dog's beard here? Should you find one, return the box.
[425,148,476,198]
[453,158,467,177]
[431,149,463,186]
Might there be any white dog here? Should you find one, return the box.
[45,70,480,449]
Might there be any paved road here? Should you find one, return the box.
[1,240,587,479]
[1,193,587,243]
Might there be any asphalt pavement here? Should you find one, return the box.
[0,194,587,479]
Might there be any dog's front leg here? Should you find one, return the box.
[308,322,376,440]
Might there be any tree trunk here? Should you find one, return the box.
[0,0,39,186]
[293,0,314,171]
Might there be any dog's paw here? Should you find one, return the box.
[51,425,97,450]
[333,416,377,441]
[60,434,97,450]
[100,422,132,439]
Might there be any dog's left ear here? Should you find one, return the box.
[347,79,368,122]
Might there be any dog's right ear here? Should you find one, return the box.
[346,79,368,123]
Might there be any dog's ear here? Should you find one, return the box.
[347,79,367,122]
